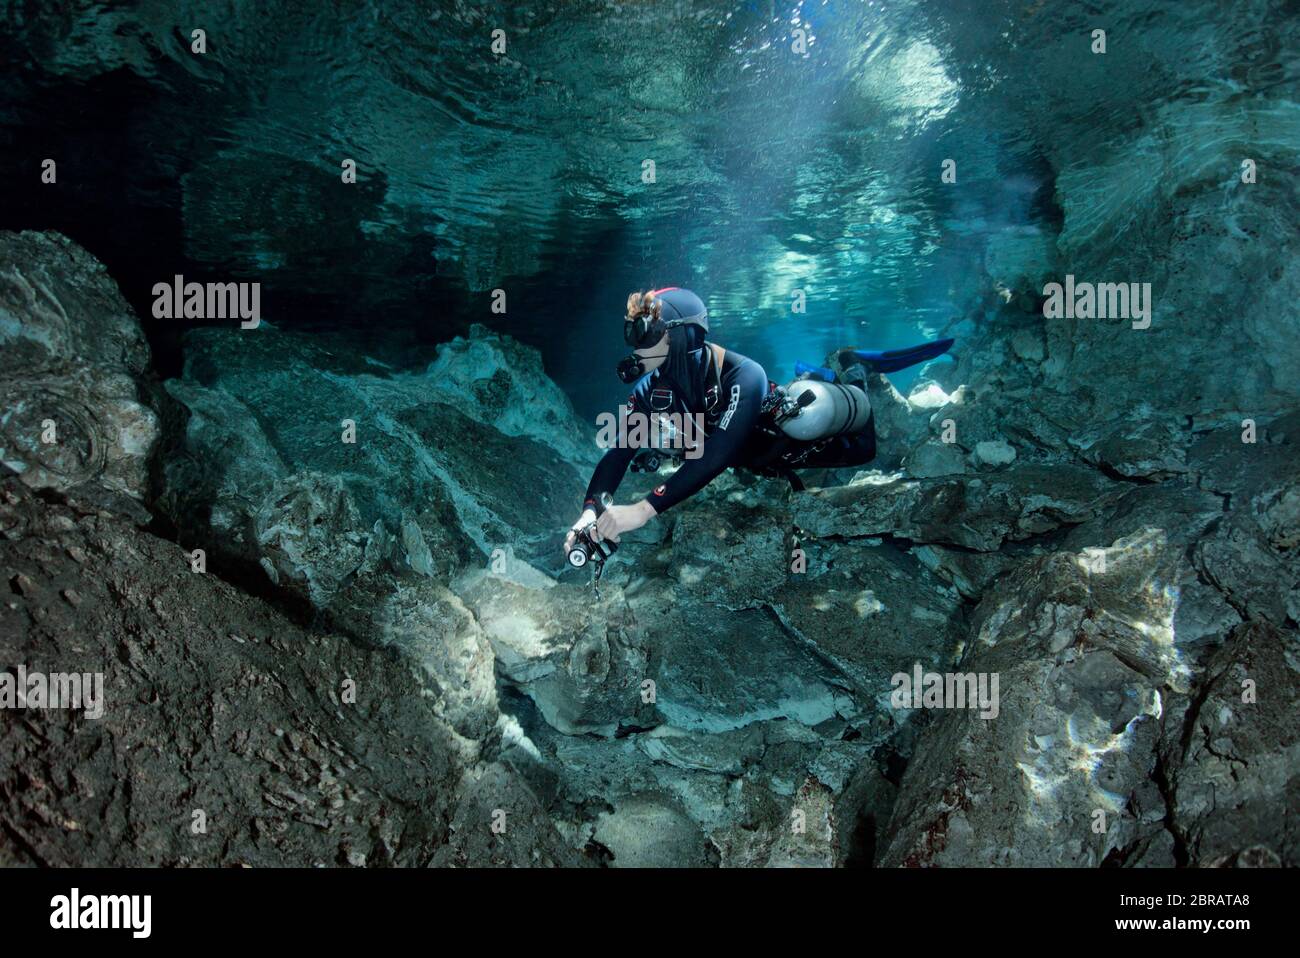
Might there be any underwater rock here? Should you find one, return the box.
[833,757,902,867]
[633,723,768,776]
[0,231,158,507]
[970,530,1193,687]
[1159,620,1300,868]
[904,439,968,479]
[647,596,858,734]
[1064,480,1225,553]
[453,570,652,737]
[879,530,1188,867]
[159,322,587,609]
[911,543,1019,602]
[325,572,500,747]
[429,762,590,868]
[1071,416,1189,479]
[591,793,717,868]
[793,464,1121,552]
[423,324,597,465]
[9,262,1297,869]
[252,471,383,608]
[1008,325,1047,364]
[1183,414,1300,627]
[4,231,1291,868]
[772,540,966,714]
[667,484,791,609]
[0,473,482,867]
[1063,481,1241,660]
[972,439,1016,469]
[1194,515,1295,627]
[762,777,837,867]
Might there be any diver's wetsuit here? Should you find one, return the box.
[584,346,876,513]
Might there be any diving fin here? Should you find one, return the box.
[794,360,837,382]
[840,337,954,374]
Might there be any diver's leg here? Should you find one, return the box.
[731,431,810,490]
[838,361,869,390]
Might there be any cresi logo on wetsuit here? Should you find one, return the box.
[718,384,741,430]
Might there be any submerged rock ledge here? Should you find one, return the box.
[1,228,1296,867]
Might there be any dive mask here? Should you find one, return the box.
[616,288,709,383]
[617,316,682,383]
[624,313,668,349]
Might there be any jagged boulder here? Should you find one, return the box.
[454,570,652,737]
[0,472,506,867]
[878,530,1190,867]
[326,572,500,746]
[0,231,158,505]
[792,464,1122,552]
[911,543,1020,601]
[158,323,590,610]
[1063,482,1241,659]
[1159,621,1300,867]
[904,439,968,479]
[591,793,718,868]
[1182,413,1300,627]
[1070,415,1189,479]
[423,325,597,465]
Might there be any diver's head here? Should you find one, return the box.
[616,287,709,383]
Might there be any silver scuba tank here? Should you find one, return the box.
[776,379,871,441]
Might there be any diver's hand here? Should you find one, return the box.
[564,509,597,554]
[595,500,655,544]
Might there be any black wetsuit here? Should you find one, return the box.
[584,346,876,513]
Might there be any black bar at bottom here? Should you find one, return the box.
[0,866,1282,943]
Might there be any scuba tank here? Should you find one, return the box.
[771,379,871,441]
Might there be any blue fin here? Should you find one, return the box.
[795,361,836,382]
[842,337,954,374]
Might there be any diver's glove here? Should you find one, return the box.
[563,508,598,556]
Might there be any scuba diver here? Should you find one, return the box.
[564,286,952,567]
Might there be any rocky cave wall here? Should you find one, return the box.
[2,195,1296,867]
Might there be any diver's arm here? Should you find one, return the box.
[594,498,655,542]
[583,444,636,510]
[646,359,766,513]
[569,445,639,551]
[583,385,650,509]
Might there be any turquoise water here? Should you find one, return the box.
[1,0,1293,414]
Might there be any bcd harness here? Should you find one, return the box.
[636,344,829,489]
[647,341,728,430]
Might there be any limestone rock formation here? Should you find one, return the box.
[2,227,1296,869]
[0,472,580,867]
[156,321,593,612]
[0,232,158,505]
